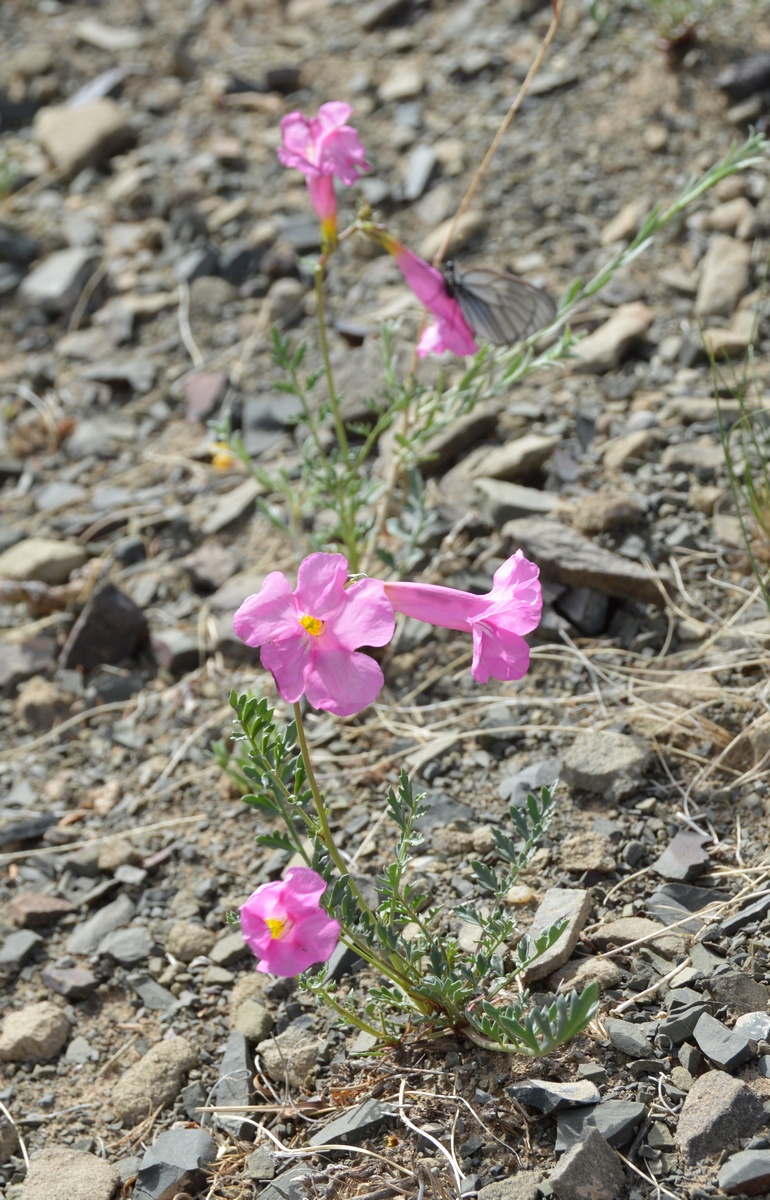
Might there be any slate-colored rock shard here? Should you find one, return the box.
[504,517,668,607]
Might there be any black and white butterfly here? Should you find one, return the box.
[442,261,557,346]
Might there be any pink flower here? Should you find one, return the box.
[375,233,479,357]
[240,867,340,976]
[233,552,395,717]
[277,102,369,248]
[384,550,542,683]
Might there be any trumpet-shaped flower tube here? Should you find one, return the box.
[240,867,340,976]
[233,552,395,717]
[277,102,369,247]
[373,232,479,357]
[384,550,542,682]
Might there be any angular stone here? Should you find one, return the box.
[60,582,148,670]
[0,635,58,695]
[695,235,752,317]
[68,894,136,955]
[572,302,655,373]
[0,929,43,969]
[308,1098,387,1146]
[132,1128,216,1200]
[475,434,561,483]
[508,1079,600,1114]
[722,891,770,936]
[125,972,178,1012]
[522,887,591,983]
[548,956,623,995]
[0,537,87,585]
[504,518,667,608]
[734,1011,770,1041]
[40,966,98,1000]
[477,1175,542,1200]
[166,921,215,963]
[555,1099,646,1154]
[549,1126,626,1199]
[561,731,650,802]
[651,831,710,881]
[200,479,264,536]
[718,1150,770,1197]
[707,972,770,1017]
[9,892,76,928]
[604,1017,653,1059]
[474,478,559,525]
[98,925,153,966]
[19,248,100,313]
[693,1013,753,1071]
[210,929,250,966]
[212,1031,253,1140]
[675,1070,765,1163]
[35,100,135,175]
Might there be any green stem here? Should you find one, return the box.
[313,262,350,461]
[293,703,374,918]
[313,262,361,570]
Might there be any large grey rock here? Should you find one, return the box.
[522,887,591,983]
[257,1025,322,1090]
[213,1031,253,1139]
[19,249,100,313]
[15,1146,119,1200]
[35,100,135,175]
[718,1149,770,1196]
[675,1070,765,1163]
[508,1079,600,1114]
[111,1036,197,1123]
[549,1127,626,1200]
[561,731,650,802]
[0,537,87,585]
[651,831,710,882]
[555,1099,646,1154]
[0,1002,69,1063]
[572,302,655,372]
[68,894,136,955]
[308,1098,387,1146]
[132,1128,216,1200]
[60,582,148,670]
[694,235,752,317]
[476,1174,543,1200]
[692,1013,753,1072]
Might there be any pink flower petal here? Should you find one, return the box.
[295,552,349,617]
[471,623,531,683]
[384,580,486,632]
[305,646,385,717]
[261,636,314,705]
[233,573,298,646]
[332,578,395,650]
[282,866,328,910]
[306,173,337,224]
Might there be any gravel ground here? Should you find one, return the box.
[1,2,770,1199]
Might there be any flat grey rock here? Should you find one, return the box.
[604,1017,653,1059]
[561,731,650,802]
[693,1012,753,1071]
[308,1098,387,1146]
[508,1079,600,1114]
[718,1149,770,1196]
[0,929,43,970]
[651,831,710,882]
[555,1099,646,1154]
[522,887,591,983]
[68,894,136,955]
[212,1031,253,1140]
[132,1128,216,1200]
[13,1145,119,1200]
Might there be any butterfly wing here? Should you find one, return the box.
[450,267,557,346]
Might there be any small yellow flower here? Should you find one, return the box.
[211,443,236,470]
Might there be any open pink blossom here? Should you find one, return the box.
[233,552,395,717]
[384,550,542,682]
[277,102,369,247]
[240,867,340,976]
[374,232,479,357]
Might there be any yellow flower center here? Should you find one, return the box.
[265,916,288,940]
[299,614,324,636]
